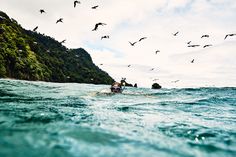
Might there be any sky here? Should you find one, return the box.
[1,0,236,88]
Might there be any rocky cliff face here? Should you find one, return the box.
[0,11,114,84]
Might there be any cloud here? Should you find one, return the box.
[1,0,236,87]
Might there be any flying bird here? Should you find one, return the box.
[187,41,191,44]
[60,39,66,44]
[191,59,195,63]
[101,36,109,40]
[203,44,212,48]
[173,31,179,36]
[74,1,80,8]
[129,41,137,46]
[92,22,106,31]
[201,35,209,38]
[39,9,46,14]
[127,65,131,67]
[171,80,180,83]
[139,37,147,42]
[33,26,38,32]
[155,50,160,54]
[153,78,159,82]
[150,68,154,71]
[92,5,99,9]
[100,63,103,66]
[188,45,200,47]
[56,18,63,24]
[224,33,236,40]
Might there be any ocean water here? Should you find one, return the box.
[0,79,236,157]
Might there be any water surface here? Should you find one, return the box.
[0,79,236,157]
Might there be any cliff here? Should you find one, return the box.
[0,11,114,84]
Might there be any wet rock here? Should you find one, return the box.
[152,83,162,89]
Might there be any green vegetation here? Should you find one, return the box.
[0,11,114,84]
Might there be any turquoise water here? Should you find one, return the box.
[0,79,236,157]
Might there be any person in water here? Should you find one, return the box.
[110,82,122,93]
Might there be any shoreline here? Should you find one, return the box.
[1,78,236,89]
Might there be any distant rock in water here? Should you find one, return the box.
[134,83,137,88]
[0,11,114,85]
[152,83,162,89]
[120,79,133,87]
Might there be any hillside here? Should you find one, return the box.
[0,11,114,84]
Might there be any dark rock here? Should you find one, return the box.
[152,83,162,89]
[120,79,133,87]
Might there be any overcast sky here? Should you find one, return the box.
[1,0,236,88]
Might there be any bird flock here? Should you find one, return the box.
[33,1,100,44]
[128,37,147,46]
[32,1,235,85]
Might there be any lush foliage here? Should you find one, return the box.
[0,11,114,84]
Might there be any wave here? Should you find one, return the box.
[1,79,236,157]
